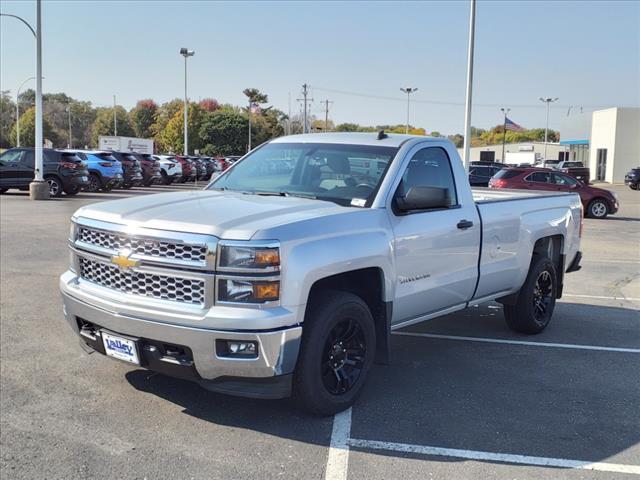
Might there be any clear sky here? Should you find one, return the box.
[1,0,639,135]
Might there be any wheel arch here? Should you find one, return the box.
[307,267,391,365]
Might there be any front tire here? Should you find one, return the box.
[630,183,638,191]
[504,256,557,334]
[587,198,609,218]
[293,291,375,416]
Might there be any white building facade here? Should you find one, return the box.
[588,108,640,183]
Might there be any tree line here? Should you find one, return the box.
[0,88,558,153]
[0,88,287,156]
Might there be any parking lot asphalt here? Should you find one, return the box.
[1,183,638,480]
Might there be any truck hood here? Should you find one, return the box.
[74,190,350,240]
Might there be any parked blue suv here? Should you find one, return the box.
[71,150,124,192]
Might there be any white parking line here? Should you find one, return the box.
[582,259,640,265]
[563,293,640,302]
[393,332,640,353]
[324,408,352,480]
[349,438,640,475]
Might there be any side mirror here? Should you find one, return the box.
[396,186,451,212]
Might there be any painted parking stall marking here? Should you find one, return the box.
[324,408,352,480]
[348,438,640,475]
[392,331,640,353]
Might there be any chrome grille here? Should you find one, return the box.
[78,227,207,263]
[79,257,205,305]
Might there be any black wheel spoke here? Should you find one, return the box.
[322,316,367,396]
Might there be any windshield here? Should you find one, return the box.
[208,142,398,206]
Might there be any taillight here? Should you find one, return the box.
[490,179,506,188]
[98,162,113,167]
[579,205,584,238]
[60,161,79,169]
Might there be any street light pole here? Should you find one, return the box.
[2,4,47,198]
[180,48,195,156]
[500,107,510,162]
[33,0,44,183]
[539,97,558,160]
[15,76,36,147]
[462,0,476,172]
[400,87,418,134]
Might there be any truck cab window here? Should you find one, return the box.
[398,147,458,205]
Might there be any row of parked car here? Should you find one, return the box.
[0,147,241,197]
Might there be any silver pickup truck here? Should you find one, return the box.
[60,133,583,415]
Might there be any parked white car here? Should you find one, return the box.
[154,155,182,184]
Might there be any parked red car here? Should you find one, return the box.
[489,167,619,219]
[174,155,196,182]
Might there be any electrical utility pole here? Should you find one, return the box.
[500,107,510,162]
[322,100,333,132]
[400,87,418,134]
[113,95,117,136]
[287,91,291,135]
[539,96,558,160]
[298,84,313,133]
[67,102,73,148]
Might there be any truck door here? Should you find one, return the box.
[388,146,480,324]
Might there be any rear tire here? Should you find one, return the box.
[630,183,638,191]
[587,198,609,218]
[293,291,376,416]
[87,173,101,193]
[45,175,63,197]
[122,183,132,190]
[64,186,80,196]
[504,256,557,334]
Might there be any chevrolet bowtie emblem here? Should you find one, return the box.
[111,251,140,270]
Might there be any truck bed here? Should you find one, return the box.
[471,187,574,204]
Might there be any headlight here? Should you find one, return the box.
[69,219,77,241]
[218,278,280,304]
[218,243,280,271]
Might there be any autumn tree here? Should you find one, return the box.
[129,99,157,138]
[91,106,134,146]
[9,106,60,147]
[157,103,205,154]
[0,91,16,148]
[199,98,220,112]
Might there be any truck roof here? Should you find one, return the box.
[270,132,445,148]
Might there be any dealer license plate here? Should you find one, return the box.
[101,331,140,365]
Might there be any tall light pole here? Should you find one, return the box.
[2,6,47,198]
[400,87,418,134]
[180,47,195,155]
[539,97,558,160]
[500,107,510,162]
[15,76,36,147]
[113,95,117,136]
[462,0,476,172]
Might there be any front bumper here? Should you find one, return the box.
[60,271,302,398]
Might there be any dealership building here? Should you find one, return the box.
[461,107,639,183]
[560,107,639,183]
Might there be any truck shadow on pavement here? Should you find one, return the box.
[126,301,640,468]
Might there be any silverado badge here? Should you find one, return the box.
[111,251,140,271]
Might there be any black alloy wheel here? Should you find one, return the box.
[322,318,367,395]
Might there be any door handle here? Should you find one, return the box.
[457,220,474,230]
